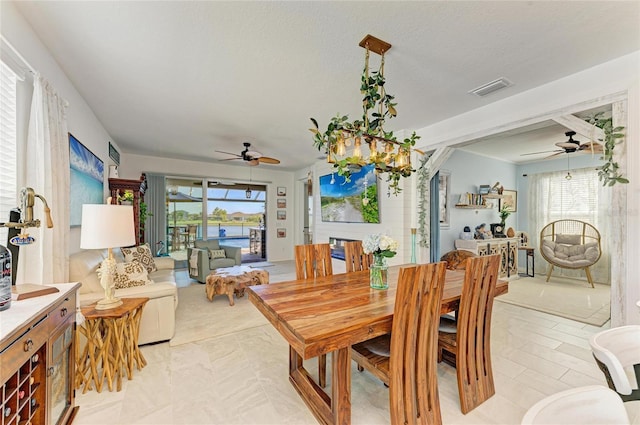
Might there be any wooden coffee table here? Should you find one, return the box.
[205,266,269,306]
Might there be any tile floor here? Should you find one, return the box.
[73,263,640,424]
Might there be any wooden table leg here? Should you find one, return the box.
[288,346,351,425]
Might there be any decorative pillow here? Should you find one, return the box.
[121,244,157,273]
[209,249,226,259]
[555,234,581,245]
[113,261,153,289]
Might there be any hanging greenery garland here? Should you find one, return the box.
[416,156,430,248]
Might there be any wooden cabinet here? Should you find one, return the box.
[108,174,147,245]
[1,283,80,425]
[455,238,518,279]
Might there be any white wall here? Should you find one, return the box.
[1,2,119,255]
[120,154,295,262]
[440,150,517,253]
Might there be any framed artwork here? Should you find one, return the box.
[499,189,517,212]
[319,164,379,223]
[439,171,450,228]
[277,186,286,196]
[277,228,286,238]
[277,210,286,220]
[277,198,286,208]
[69,133,104,227]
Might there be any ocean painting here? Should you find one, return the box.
[320,164,379,223]
[69,134,104,226]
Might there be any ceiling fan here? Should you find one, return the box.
[215,142,281,166]
[521,131,603,159]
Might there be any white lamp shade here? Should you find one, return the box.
[80,204,136,249]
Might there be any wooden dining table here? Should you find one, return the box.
[247,265,509,425]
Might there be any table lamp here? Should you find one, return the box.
[80,204,135,310]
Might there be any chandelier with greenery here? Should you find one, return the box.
[310,34,422,195]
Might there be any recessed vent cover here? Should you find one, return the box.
[469,77,513,97]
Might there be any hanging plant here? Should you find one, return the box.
[310,36,421,196]
[587,113,628,186]
[416,156,430,248]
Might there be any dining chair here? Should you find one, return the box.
[184,224,198,248]
[351,262,447,425]
[589,325,640,402]
[343,240,372,273]
[437,254,500,414]
[293,243,334,387]
[521,385,629,425]
[294,243,333,279]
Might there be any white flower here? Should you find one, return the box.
[362,233,397,257]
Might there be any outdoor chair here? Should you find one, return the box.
[539,219,601,288]
[294,243,334,388]
[351,262,447,425]
[343,240,372,273]
[521,386,629,425]
[589,325,640,402]
[437,255,500,414]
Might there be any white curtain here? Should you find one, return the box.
[528,167,610,283]
[17,74,69,284]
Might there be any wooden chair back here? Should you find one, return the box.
[389,262,446,425]
[351,262,446,424]
[438,254,500,414]
[294,243,333,280]
[344,241,372,273]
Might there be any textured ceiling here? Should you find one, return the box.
[11,1,640,169]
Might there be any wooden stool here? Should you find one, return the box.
[205,266,269,306]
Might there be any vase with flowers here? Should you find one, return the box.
[498,204,511,228]
[363,234,398,290]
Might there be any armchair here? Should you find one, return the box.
[187,239,242,283]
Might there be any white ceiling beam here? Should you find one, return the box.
[552,115,604,141]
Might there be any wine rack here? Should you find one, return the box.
[2,347,46,425]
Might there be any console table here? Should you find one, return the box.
[455,237,518,278]
[1,283,80,425]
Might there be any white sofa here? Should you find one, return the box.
[69,248,178,345]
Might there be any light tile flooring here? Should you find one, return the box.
[73,263,640,424]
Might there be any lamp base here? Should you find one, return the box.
[95,297,123,310]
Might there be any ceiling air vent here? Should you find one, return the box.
[469,77,513,97]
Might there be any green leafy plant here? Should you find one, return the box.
[498,204,511,226]
[586,113,628,186]
[416,156,430,248]
[310,47,421,195]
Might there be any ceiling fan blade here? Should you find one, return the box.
[215,150,242,157]
[248,159,260,166]
[258,156,281,164]
[219,157,242,161]
[520,149,562,156]
[578,142,603,153]
[544,151,565,159]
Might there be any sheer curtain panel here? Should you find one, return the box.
[17,74,69,284]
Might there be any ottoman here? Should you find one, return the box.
[205,265,269,306]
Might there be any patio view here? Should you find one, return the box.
[165,178,267,264]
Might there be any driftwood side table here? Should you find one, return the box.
[76,297,149,393]
[205,266,269,306]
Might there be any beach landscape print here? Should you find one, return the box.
[69,134,104,226]
[320,164,379,223]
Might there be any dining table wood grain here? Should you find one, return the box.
[248,265,509,425]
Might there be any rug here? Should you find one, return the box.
[496,275,611,326]
[170,284,268,346]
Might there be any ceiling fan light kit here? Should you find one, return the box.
[310,34,422,195]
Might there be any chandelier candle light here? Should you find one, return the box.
[363,234,398,290]
[310,34,423,195]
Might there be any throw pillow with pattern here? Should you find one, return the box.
[209,248,226,259]
[121,244,157,273]
[113,261,153,289]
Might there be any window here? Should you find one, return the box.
[0,61,18,242]
[546,168,600,224]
